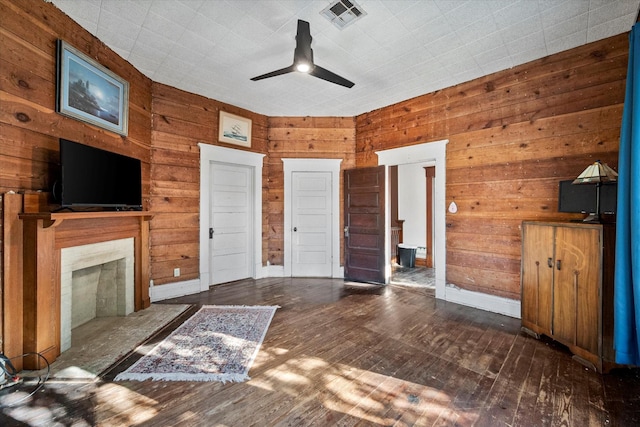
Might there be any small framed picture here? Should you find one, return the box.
[218,111,252,147]
[56,39,129,136]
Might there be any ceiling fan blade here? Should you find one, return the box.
[293,20,313,65]
[310,64,355,88]
[250,65,296,81]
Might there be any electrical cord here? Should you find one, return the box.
[0,352,50,408]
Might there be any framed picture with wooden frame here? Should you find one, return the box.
[218,111,252,147]
[56,39,129,136]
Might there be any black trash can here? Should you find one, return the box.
[397,244,417,268]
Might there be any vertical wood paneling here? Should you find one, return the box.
[267,117,356,265]
[150,83,268,285]
[355,34,627,300]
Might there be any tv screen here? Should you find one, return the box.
[558,180,617,214]
[58,138,142,210]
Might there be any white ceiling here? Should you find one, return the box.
[49,0,640,117]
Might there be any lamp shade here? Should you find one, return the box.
[572,160,618,184]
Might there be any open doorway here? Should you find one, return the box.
[389,162,435,288]
[377,140,447,300]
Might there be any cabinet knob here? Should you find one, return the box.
[547,257,553,268]
[556,259,562,271]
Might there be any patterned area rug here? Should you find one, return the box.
[114,305,278,383]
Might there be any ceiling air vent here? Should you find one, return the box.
[321,0,367,30]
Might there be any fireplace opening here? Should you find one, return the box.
[71,259,127,329]
[61,238,135,353]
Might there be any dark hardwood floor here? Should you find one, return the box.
[2,277,639,426]
[391,264,435,288]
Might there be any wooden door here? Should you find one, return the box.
[209,162,252,284]
[291,171,332,277]
[344,166,386,284]
[553,225,600,353]
[521,222,554,334]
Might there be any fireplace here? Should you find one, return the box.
[19,211,152,368]
[60,238,134,352]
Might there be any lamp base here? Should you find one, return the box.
[582,213,600,223]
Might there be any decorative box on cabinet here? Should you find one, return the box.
[521,221,616,373]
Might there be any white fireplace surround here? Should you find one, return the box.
[60,238,135,352]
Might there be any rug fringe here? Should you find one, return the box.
[115,372,250,383]
[200,305,280,310]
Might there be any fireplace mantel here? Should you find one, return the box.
[20,211,152,368]
[20,210,152,228]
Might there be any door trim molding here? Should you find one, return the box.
[283,158,342,278]
[376,140,447,297]
[198,143,265,291]
[376,141,520,318]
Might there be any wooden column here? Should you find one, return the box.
[2,193,24,371]
[22,218,58,368]
[425,167,435,268]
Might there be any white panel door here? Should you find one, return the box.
[210,163,252,284]
[291,171,332,277]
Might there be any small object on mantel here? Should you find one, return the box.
[23,191,51,213]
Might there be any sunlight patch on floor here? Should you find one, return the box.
[1,381,159,426]
[94,382,159,424]
[245,352,480,425]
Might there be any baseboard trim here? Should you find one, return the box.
[149,271,521,320]
[264,265,285,277]
[150,279,201,302]
[444,284,521,319]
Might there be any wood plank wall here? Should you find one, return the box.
[149,83,268,285]
[355,34,627,300]
[266,117,356,265]
[0,0,629,338]
[0,0,152,350]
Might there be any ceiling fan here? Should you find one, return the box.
[250,19,354,88]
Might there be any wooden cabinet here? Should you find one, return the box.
[521,221,616,372]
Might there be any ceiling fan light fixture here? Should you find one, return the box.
[295,62,311,73]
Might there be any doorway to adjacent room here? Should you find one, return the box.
[377,140,447,298]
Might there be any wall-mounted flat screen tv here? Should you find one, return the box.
[558,180,617,214]
[57,138,142,210]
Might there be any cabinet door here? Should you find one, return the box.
[521,223,554,333]
[552,226,600,353]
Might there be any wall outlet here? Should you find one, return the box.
[173,268,180,277]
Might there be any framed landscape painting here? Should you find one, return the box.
[219,111,252,147]
[56,40,129,136]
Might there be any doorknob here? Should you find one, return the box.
[344,226,349,237]
[293,227,297,232]
[209,228,214,239]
